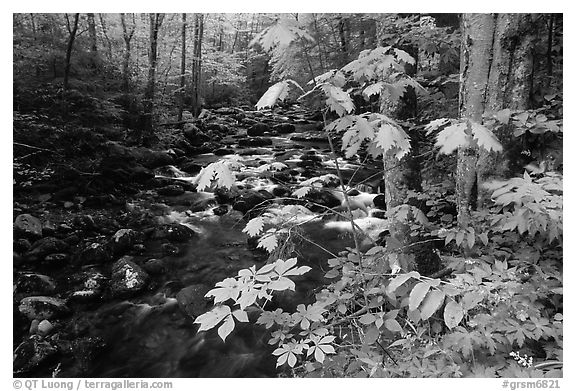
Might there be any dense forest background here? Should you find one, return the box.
[12,12,564,379]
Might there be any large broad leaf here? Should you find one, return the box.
[256,80,304,110]
[250,18,315,52]
[257,233,279,253]
[321,84,354,116]
[435,121,469,154]
[195,161,236,191]
[243,217,265,237]
[408,282,431,311]
[470,121,503,152]
[443,300,464,329]
[386,271,419,295]
[419,290,446,320]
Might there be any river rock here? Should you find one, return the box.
[212,205,228,216]
[14,238,32,254]
[214,148,235,156]
[247,123,270,137]
[176,284,211,319]
[272,123,296,134]
[238,137,273,147]
[27,237,69,261]
[143,258,166,275]
[43,253,69,268]
[137,148,175,169]
[108,228,143,255]
[110,257,149,298]
[19,296,70,320]
[153,223,196,242]
[161,243,180,256]
[37,320,55,337]
[14,214,43,239]
[69,271,107,303]
[76,242,112,265]
[232,190,274,215]
[305,189,341,210]
[13,335,59,374]
[157,184,185,196]
[15,273,57,295]
[180,161,203,174]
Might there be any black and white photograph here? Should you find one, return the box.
[11,9,565,383]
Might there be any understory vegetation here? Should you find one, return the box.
[13,13,562,378]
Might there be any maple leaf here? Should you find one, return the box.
[256,79,304,110]
[309,69,346,88]
[363,82,384,98]
[372,121,411,159]
[194,161,236,191]
[293,186,312,198]
[257,232,279,253]
[394,48,416,65]
[243,217,265,237]
[321,84,354,116]
[435,121,469,154]
[251,18,315,52]
[424,118,450,135]
[470,121,503,152]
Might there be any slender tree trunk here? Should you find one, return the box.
[177,13,187,122]
[87,13,98,54]
[63,13,80,92]
[191,13,204,117]
[98,14,113,61]
[457,13,537,226]
[142,13,164,142]
[120,13,136,92]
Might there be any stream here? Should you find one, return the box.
[13,108,386,378]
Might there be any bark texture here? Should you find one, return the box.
[457,14,537,225]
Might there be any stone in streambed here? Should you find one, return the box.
[19,296,70,321]
[15,273,57,295]
[108,228,143,256]
[14,214,43,239]
[153,223,196,242]
[13,335,59,375]
[176,284,211,319]
[110,257,149,298]
[26,237,69,261]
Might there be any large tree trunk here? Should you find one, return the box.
[177,13,187,122]
[63,13,79,92]
[142,13,164,143]
[191,13,204,117]
[457,13,537,226]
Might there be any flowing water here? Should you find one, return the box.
[59,133,383,377]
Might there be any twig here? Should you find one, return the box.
[14,142,60,155]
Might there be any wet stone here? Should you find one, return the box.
[153,223,195,243]
[19,296,70,321]
[110,257,149,298]
[13,335,59,375]
[15,273,57,295]
[14,214,43,240]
